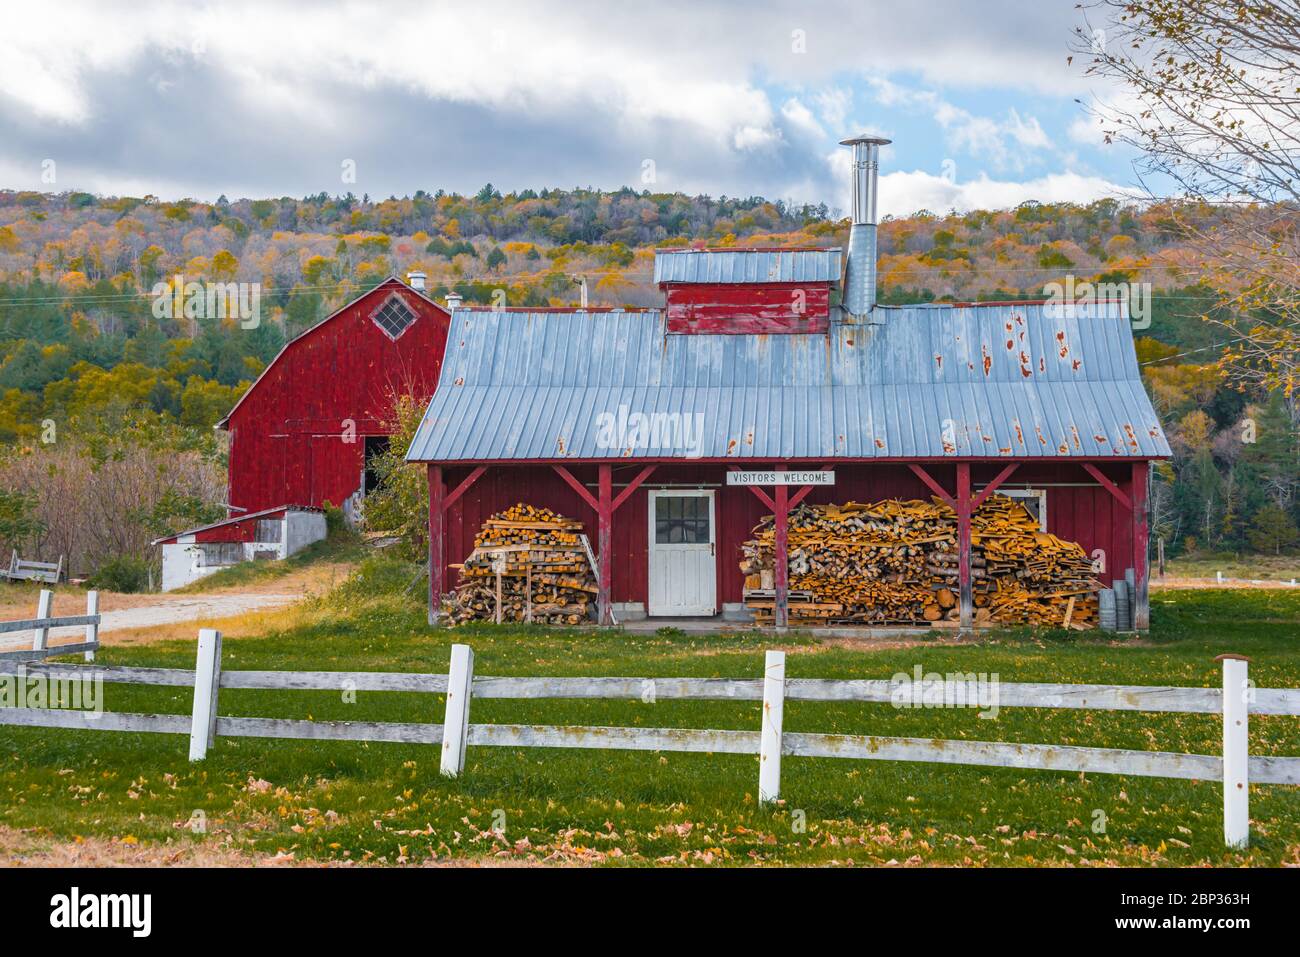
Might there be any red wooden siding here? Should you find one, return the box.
[439,461,1139,609]
[664,282,830,334]
[224,279,449,512]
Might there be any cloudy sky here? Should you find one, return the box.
[0,0,1146,216]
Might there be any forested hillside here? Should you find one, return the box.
[0,185,1295,579]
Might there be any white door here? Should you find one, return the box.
[648,490,716,616]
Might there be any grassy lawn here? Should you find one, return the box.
[2,564,1299,867]
[170,527,369,593]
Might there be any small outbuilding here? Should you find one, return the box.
[152,506,327,591]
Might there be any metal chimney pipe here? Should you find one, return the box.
[444,292,463,311]
[406,270,427,291]
[839,134,891,320]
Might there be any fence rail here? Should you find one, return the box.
[0,635,1296,847]
[0,589,99,662]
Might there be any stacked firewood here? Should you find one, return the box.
[740,495,1099,628]
[443,504,597,625]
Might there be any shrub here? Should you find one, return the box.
[87,555,153,593]
[361,394,428,561]
[328,554,424,608]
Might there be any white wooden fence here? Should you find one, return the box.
[0,588,99,661]
[0,635,1297,848]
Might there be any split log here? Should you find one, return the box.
[443,504,596,625]
[741,495,1101,627]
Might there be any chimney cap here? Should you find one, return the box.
[406,270,427,290]
[839,134,892,147]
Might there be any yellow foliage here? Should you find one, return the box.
[59,270,90,292]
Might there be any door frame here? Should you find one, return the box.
[646,488,717,617]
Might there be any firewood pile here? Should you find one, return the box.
[740,495,1099,628]
[442,504,597,625]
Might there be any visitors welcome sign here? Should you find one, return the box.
[725,471,835,486]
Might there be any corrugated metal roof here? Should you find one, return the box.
[150,505,322,545]
[653,248,842,284]
[407,302,1171,462]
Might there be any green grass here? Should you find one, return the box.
[2,578,1299,867]
[171,528,368,593]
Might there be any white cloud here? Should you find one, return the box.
[0,0,1132,206]
[1068,114,1106,146]
[733,125,782,151]
[870,78,1053,172]
[812,88,852,131]
[780,98,825,140]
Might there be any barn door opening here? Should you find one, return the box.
[647,490,716,617]
[363,436,391,495]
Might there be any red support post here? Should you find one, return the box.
[427,464,445,626]
[597,464,613,626]
[908,463,956,508]
[611,465,657,512]
[971,463,1019,510]
[444,465,487,511]
[774,473,789,630]
[729,466,776,511]
[957,462,973,632]
[1082,462,1132,511]
[1132,460,1150,631]
[552,464,599,511]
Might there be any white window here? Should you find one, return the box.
[370,293,417,340]
[196,543,242,567]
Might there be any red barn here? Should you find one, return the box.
[218,275,451,516]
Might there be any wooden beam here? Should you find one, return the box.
[552,464,599,511]
[908,463,956,508]
[729,466,776,512]
[611,465,657,512]
[957,463,973,632]
[597,465,613,626]
[971,463,1019,510]
[774,478,789,630]
[428,465,444,626]
[443,465,487,512]
[1082,463,1132,511]
[1132,461,1150,631]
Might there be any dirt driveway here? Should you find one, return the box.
[0,562,352,653]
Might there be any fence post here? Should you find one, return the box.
[1218,653,1250,849]
[84,590,99,662]
[759,649,786,804]
[189,628,223,761]
[441,643,474,777]
[32,589,52,652]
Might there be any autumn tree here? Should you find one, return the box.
[1247,503,1300,554]
[1075,0,1300,403]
